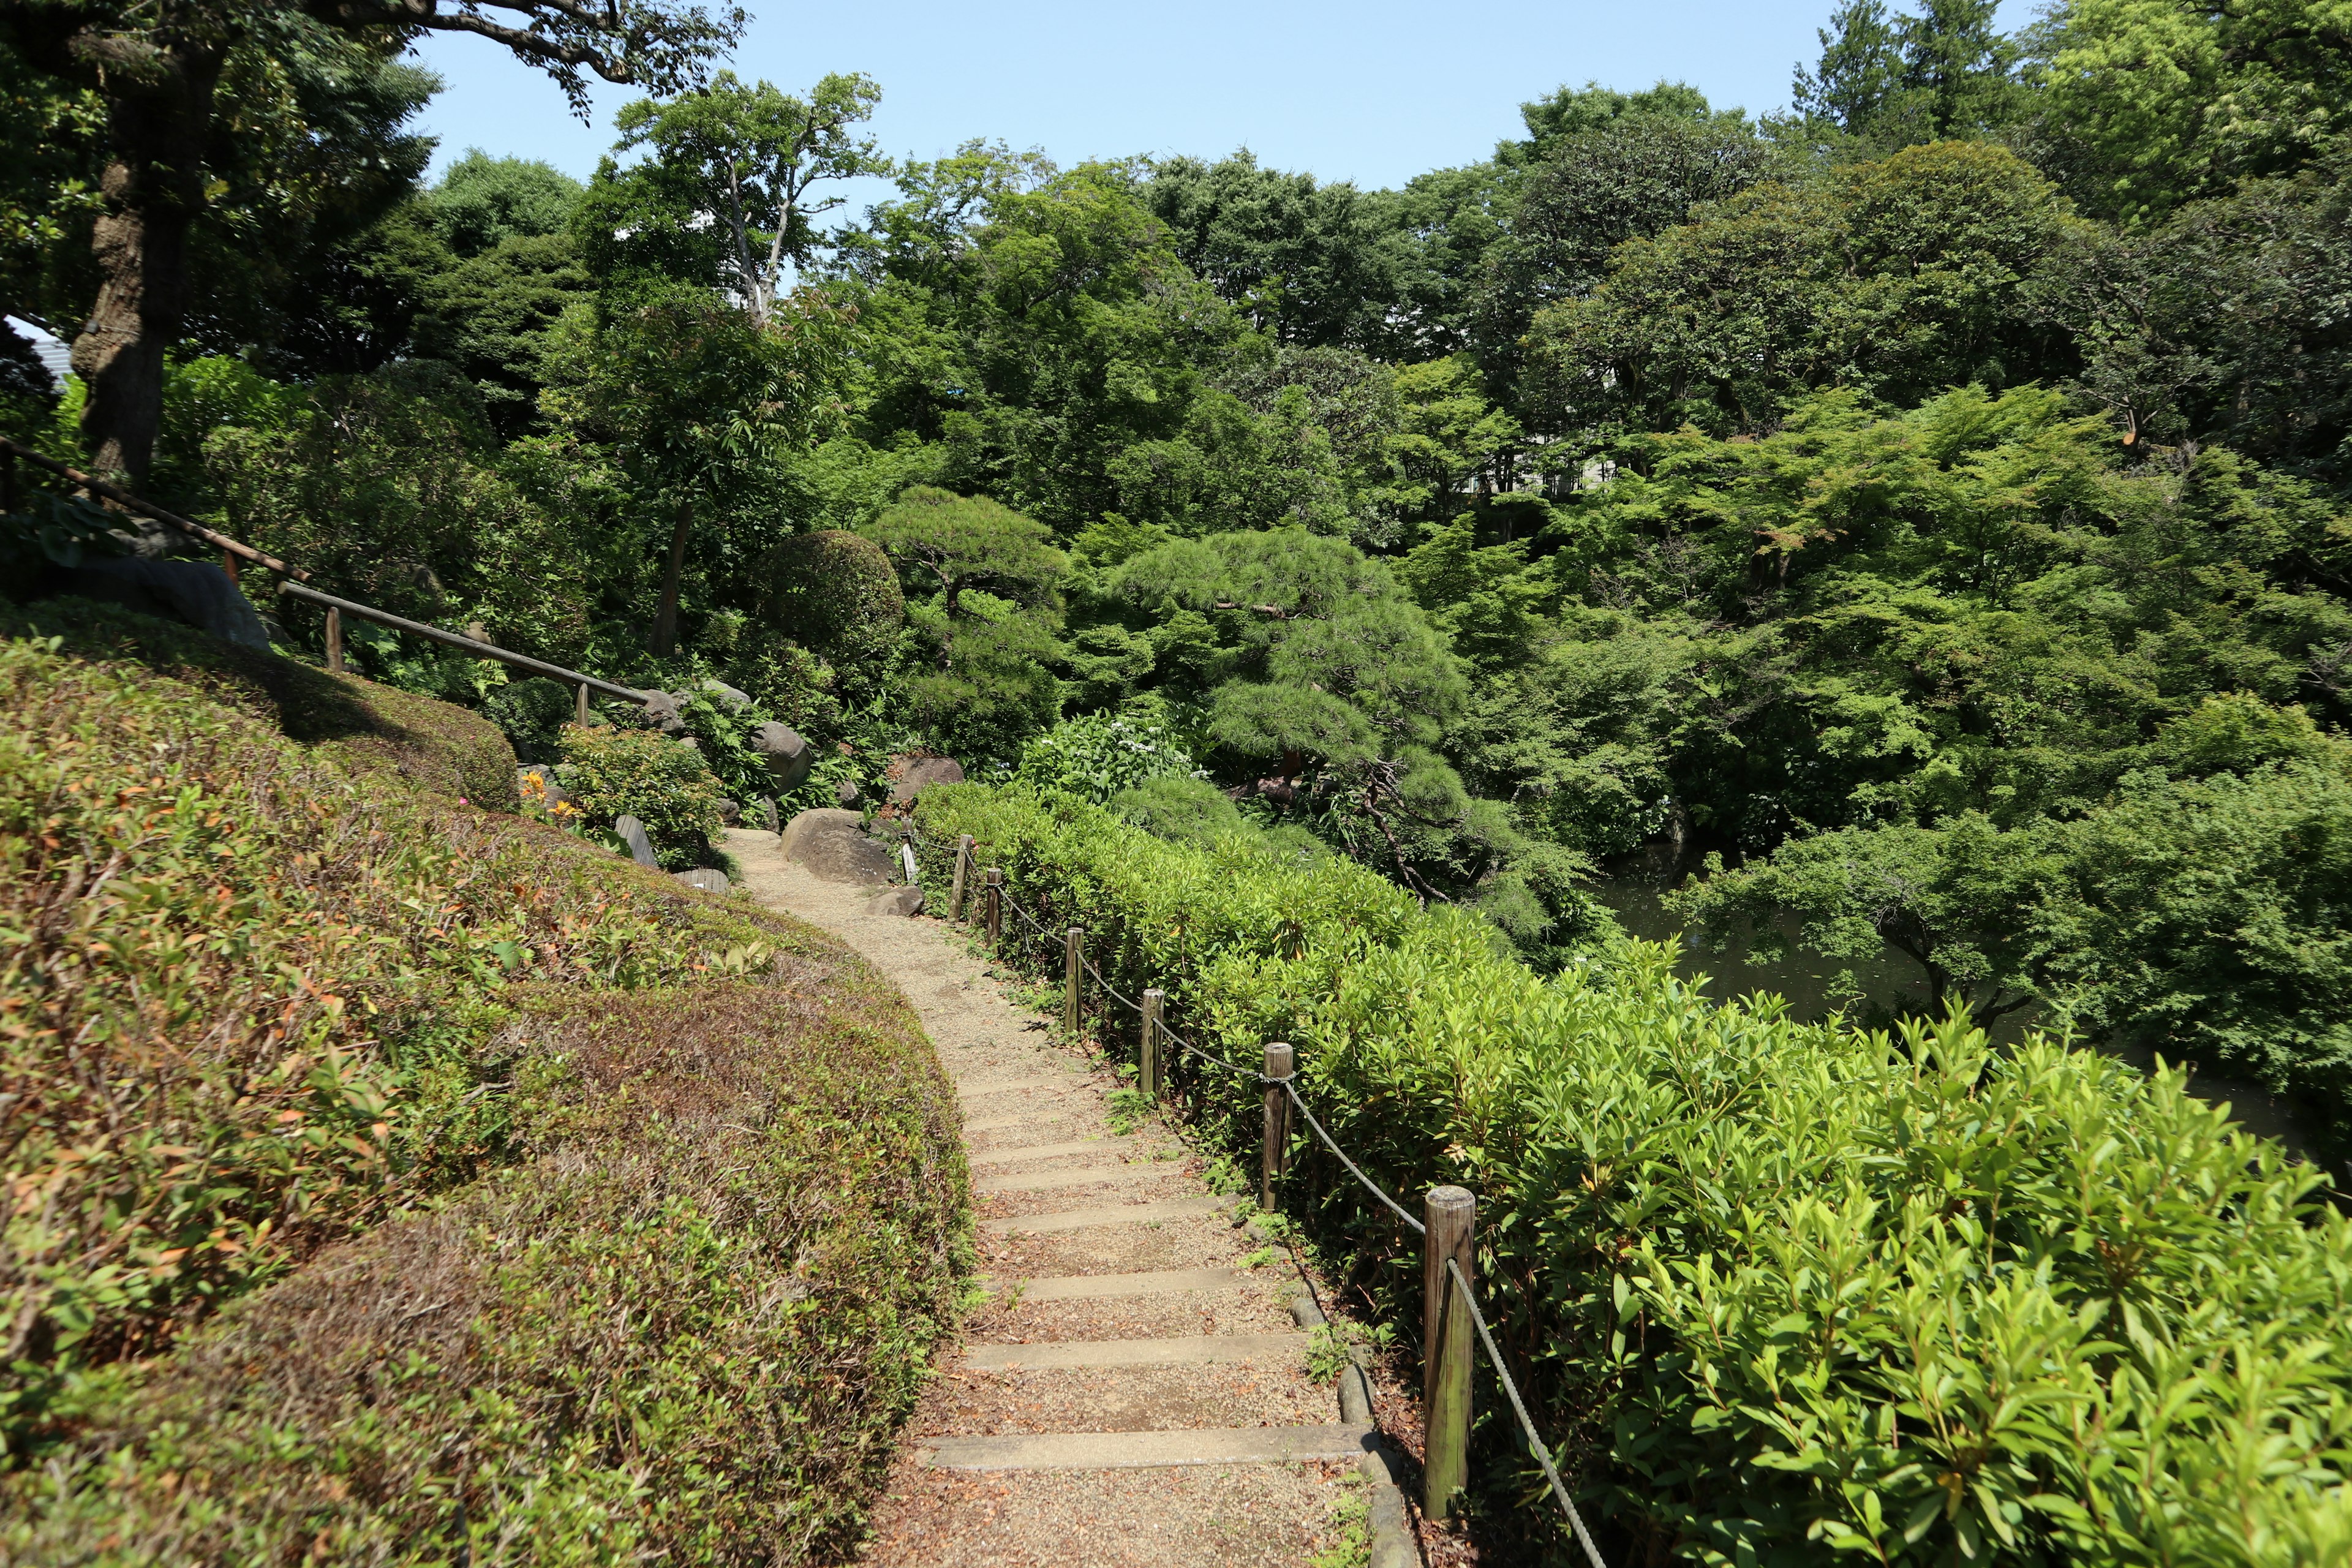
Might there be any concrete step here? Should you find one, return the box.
[978,1268,1259,1302]
[963,1332,1309,1371]
[923,1424,1375,1471]
[969,1138,1150,1168]
[957,1076,1090,1099]
[963,1108,1097,1134]
[981,1197,1230,1235]
[975,1163,1175,1196]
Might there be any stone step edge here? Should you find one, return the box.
[974,1267,1262,1302]
[921,1424,1376,1471]
[979,1196,1231,1235]
[967,1137,1171,1169]
[974,1162,1185,1195]
[962,1109,1099,1134]
[962,1331,1308,1371]
[956,1076,1093,1099]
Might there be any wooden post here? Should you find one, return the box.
[1261,1042,1294,1210]
[984,867,1003,951]
[1423,1185,1477,1521]
[575,682,590,726]
[323,606,344,673]
[1141,987,1165,1098]
[1064,926,1084,1036]
[949,835,974,921]
[221,546,239,586]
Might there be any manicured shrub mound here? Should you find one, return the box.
[1,629,967,1562]
[915,782,2352,1567]
[9,596,522,807]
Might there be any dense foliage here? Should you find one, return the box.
[0,625,965,1559]
[917,780,2352,1568]
[13,0,2352,1555]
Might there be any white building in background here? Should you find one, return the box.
[3,316,73,392]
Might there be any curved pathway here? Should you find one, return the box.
[725,827,1371,1567]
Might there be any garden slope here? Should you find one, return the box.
[0,627,968,1563]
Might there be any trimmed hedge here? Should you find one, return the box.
[914,782,2352,1567]
[7,597,522,809]
[2,629,968,1561]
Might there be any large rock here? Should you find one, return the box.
[51,558,271,650]
[756,796,780,833]
[780,808,897,884]
[639,692,690,736]
[750,721,811,790]
[699,678,751,710]
[614,813,659,868]
[888,753,966,807]
[675,868,729,895]
[866,886,925,917]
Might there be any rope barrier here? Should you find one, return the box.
[1079,953,1148,1017]
[1447,1257,1608,1568]
[1282,1080,1427,1237]
[970,864,1605,1566]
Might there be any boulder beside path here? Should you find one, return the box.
[865,885,925,917]
[780,808,898,885]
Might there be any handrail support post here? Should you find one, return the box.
[1261,1042,1294,1210]
[1423,1185,1477,1520]
[949,835,974,921]
[1140,988,1165,1099]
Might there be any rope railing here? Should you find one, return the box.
[1282,1079,1427,1237]
[1447,1257,1608,1568]
[946,853,1605,1562]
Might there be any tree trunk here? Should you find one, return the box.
[72,41,222,484]
[652,501,692,656]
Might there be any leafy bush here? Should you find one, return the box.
[1110,774,1248,845]
[914,782,2352,1567]
[750,528,905,680]
[9,597,522,809]
[1015,708,1202,804]
[557,723,724,868]
[1,630,967,1559]
[0,492,134,585]
[485,673,582,764]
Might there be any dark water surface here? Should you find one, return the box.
[1589,856,2338,1175]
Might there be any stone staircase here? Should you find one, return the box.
[724,825,1371,1566]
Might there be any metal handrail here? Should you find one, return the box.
[0,436,307,579]
[277,581,649,702]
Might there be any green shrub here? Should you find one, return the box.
[557,723,724,868]
[1,631,967,1559]
[1110,774,1248,845]
[913,782,2352,1567]
[1015,709,1202,804]
[485,674,584,763]
[751,529,905,678]
[8,597,522,809]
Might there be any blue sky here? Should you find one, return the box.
[408,0,2038,195]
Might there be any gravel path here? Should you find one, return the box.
[725,827,1367,1567]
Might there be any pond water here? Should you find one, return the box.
[1588,848,2340,1178]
